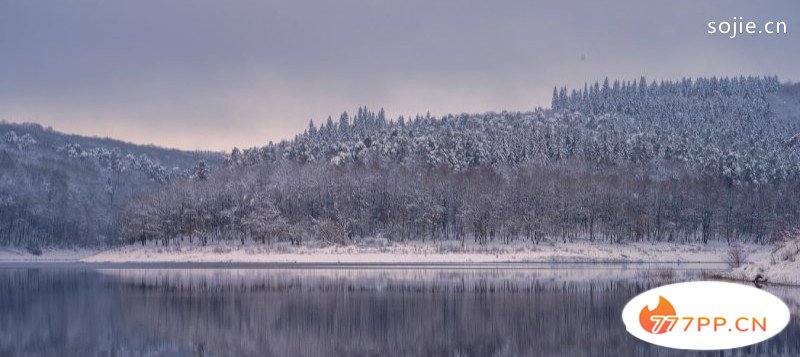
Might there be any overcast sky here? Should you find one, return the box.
[1,0,798,151]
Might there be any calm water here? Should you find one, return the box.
[0,264,798,357]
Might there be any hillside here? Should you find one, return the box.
[0,122,224,247]
[119,76,800,249]
[232,76,798,185]
[3,76,798,249]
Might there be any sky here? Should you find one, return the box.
[0,0,798,151]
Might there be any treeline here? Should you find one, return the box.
[119,160,799,247]
[551,75,779,115]
[228,76,799,186]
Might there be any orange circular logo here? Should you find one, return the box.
[639,296,677,334]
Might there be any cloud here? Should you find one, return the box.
[0,0,797,150]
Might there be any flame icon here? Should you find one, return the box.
[639,296,677,334]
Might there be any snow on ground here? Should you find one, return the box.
[723,233,800,285]
[0,247,97,262]
[82,239,750,264]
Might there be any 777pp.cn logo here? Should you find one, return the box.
[622,282,790,350]
[639,295,766,334]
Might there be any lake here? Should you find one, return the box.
[0,263,797,357]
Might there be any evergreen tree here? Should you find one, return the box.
[192,160,209,181]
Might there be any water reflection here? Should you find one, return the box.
[0,266,797,357]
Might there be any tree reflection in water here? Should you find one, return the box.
[0,267,797,357]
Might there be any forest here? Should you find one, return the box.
[0,122,222,248]
[115,76,800,248]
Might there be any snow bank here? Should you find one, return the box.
[82,240,741,264]
[724,232,800,285]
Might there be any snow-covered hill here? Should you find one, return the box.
[231,76,799,186]
[117,76,800,250]
[0,122,224,247]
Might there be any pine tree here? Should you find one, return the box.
[192,160,209,181]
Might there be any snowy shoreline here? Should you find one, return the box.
[3,240,799,289]
[79,240,753,265]
[718,235,800,286]
[2,241,793,285]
